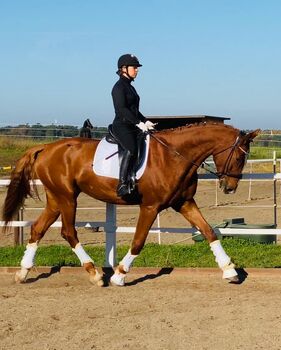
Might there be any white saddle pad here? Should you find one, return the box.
[93,135,150,179]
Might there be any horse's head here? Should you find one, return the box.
[213,129,260,194]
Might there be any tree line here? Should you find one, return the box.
[1,123,281,147]
[0,123,108,139]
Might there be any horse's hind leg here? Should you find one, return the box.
[175,199,238,282]
[15,189,60,283]
[59,194,104,287]
[111,205,158,286]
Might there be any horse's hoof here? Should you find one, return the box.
[222,263,238,281]
[14,272,24,283]
[89,272,104,287]
[14,269,29,283]
[226,275,240,283]
[110,273,125,286]
[97,279,104,287]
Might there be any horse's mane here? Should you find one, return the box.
[155,122,240,135]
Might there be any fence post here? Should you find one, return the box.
[279,159,281,200]
[215,179,218,206]
[273,151,277,227]
[248,162,253,201]
[14,208,24,246]
[104,203,117,267]
[19,207,24,245]
[14,213,20,246]
[157,214,161,244]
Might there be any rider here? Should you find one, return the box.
[111,54,155,197]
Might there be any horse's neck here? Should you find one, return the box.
[160,125,236,163]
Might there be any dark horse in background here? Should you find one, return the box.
[2,123,259,286]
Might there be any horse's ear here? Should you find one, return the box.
[245,129,261,142]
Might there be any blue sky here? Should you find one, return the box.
[0,0,280,129]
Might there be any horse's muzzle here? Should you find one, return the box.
[219,177,238,194]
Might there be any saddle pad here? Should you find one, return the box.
[93,135,150,179]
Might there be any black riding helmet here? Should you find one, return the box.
[117,54,142,68]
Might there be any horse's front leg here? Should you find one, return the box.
[175,199,238,282]
[110,205,158,286]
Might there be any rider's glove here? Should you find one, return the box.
[136,121,148,132]
[145,120,156,130]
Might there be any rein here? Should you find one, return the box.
[149,131,248,180]
[149,133,201,168]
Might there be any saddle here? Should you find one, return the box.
[106,124,146,189]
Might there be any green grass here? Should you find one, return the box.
[1,240,281,268]
[0,137,45,176]
[250,146,281,159]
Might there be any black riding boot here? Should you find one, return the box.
[117,151,132,197]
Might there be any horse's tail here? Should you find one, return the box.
[2,145,44,226]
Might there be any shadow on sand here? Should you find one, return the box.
[25,266,61,283]
[229,268,248,285]
[102,267,174,287]
[23,266,248,286]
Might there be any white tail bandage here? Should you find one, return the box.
[72,243,94,265]
[21,242,38,269]
[210,240,231,269]
[120,250,138,272]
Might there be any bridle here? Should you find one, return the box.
[149,131,249,180]
[209,134,249,179]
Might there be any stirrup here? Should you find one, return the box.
[117,183,130,197]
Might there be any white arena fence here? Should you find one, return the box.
[1,156,281,267]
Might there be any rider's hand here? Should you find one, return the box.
[145,120,156,130]
[136,121,148,132]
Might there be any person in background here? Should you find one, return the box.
[79,118,93,138]
[110,54,155,197]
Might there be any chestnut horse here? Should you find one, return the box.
[2,123,259,286]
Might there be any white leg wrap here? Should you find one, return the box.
[119,250,138,272]
[21,242,38,269]
[72,243,94,265]
[110,250,138,286]
[210,240,231,269]
[110,272,126,286]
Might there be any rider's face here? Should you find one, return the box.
[122,66,139,79]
